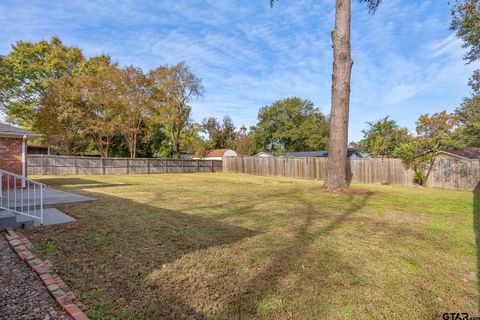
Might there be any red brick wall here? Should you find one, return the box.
[0,137,25,188]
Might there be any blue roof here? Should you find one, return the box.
[286,150,371,158]
[286,151,328,158]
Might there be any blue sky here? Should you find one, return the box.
[0,0,476,141]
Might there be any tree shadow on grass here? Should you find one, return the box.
[36,177,108,186]
[37,176,134,190]
[24,177,373,319]
[214,191,372,318]
[474,181,480,311]
[23,177,261,319]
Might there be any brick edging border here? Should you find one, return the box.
[4,228,89,320]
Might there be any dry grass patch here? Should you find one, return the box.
[22,173,479,319]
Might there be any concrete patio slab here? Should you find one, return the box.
[1,187,95,208]
[16,208,75,226]
[0,187,94,229]
[42,187,95,206]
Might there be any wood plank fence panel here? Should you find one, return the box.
[223,157,480,191]
[28,155,222,176]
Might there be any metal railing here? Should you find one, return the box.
[0,169,45,225]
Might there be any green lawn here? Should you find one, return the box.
[23,173,479,319]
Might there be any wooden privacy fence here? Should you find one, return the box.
[28,155,222,175]
[223,157,480,191]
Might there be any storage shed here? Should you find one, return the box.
[201,149,238,160]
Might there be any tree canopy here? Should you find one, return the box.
[392,112,460,185]
[0,37,207,158]
[451,1,480,148]
[451,0,480,64]
[251,97,329,155]
[358,117,412,158]
[201,116,237,150]
[0,37,113,128]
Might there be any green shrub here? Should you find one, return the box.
[414,170,426,185]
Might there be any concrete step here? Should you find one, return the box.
[0,210,35,230]
[0,211,16,230]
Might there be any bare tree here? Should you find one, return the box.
[271,0,382,189]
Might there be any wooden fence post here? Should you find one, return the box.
[164,159,167,174]
[125,158,129,174]
[42,154,47,175]
[101,158,106,175]
[147,158,150,174]
[211,160,214,172]
[74,156,78,175]
[182,159,185,173]
[197,159,200,172]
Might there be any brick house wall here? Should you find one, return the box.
[0,137,25,188]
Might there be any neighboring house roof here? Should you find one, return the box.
[286,151,328,158]
[286,150,371,159]
[0,123,40,138]
[439,148,480,160]
[205,149,237,158]
[358,152,372,159]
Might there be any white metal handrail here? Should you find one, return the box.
[0,169,45,225]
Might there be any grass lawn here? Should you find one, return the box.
[22,173,479,319]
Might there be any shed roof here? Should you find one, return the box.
[0,123,40,138]
[440,148,480,160]
[206,149,232,157]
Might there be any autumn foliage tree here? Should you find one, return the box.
[201,116,237,150]
[149,62,204,158]
[114,66,151,158]
[394,112,460,185]
[36,77,88,155]
[0,37,104,128]
[235,125,253,156]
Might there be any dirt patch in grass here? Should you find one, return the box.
[23,173,479,319]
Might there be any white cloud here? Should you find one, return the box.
[0,0,475,141]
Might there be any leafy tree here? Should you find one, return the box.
[456,95,480,146]
[0,37,86,127]
[235,125,253,156]
[358,117,412,158]
[179,122,208,154]
[2,37,206,158]
[270,0,383,189]
[149,62,203,158]
[74,70,121,157]
[394,111,460,185]
[36,77,88,155]
[201,116,237,149]
[201,116,220,149]
[451,1,480,146]
[251,97,329,154]
[451,0,480,64]
[114,66,151,158]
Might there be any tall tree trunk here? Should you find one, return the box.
[324,0,353,190]
[133,132,137,159]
